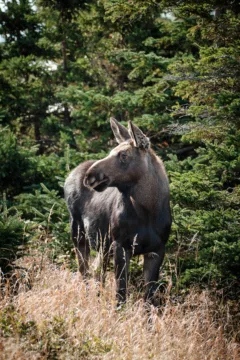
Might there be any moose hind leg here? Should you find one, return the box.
[71,218,90,277]
[143,246,165,304]
[92,248,110,285]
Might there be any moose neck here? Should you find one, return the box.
[131,175,158,215]
[121,151,166,216]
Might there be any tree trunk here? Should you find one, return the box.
[61,39,71,126]
[62,39,67,72]
[63,103,71,126]
[34,118,43,154]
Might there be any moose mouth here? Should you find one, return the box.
[93,178,109,192]
[85,175,110,192]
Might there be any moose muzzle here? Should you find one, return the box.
[84,169,109,192]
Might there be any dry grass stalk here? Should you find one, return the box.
[0,255,239,359]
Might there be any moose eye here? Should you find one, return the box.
[119,152,128,163]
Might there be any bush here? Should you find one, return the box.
[16,184,72,262]
[0,127,38,196]
[0,194,29,273]
[166,133,240,290]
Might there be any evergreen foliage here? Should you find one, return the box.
[0,0,239,296]
[0,193,29,273]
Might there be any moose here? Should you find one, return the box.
[64,118,171,304]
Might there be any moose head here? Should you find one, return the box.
[84,117,151,192]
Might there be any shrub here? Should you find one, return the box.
[0,194,29,273]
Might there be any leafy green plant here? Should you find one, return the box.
[166,134,240,290]
[16,184,72,262]
[0,194,29,273]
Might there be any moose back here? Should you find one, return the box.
[64,118,171,304]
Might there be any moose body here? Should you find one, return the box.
[64,118,171,304]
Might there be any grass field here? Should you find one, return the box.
[0,253,239,360]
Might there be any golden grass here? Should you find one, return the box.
[0,254,239,360]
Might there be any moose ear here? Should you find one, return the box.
[110,117,131,144]
[128,121,150,149]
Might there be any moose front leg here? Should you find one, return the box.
[143,245,165,304]
[71,218,90,277]
[113,241,130,305]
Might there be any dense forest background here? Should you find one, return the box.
[0,0,239,299]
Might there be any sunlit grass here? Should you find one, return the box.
[0,253,239,359]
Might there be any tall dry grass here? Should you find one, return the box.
[0,254,239,360]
